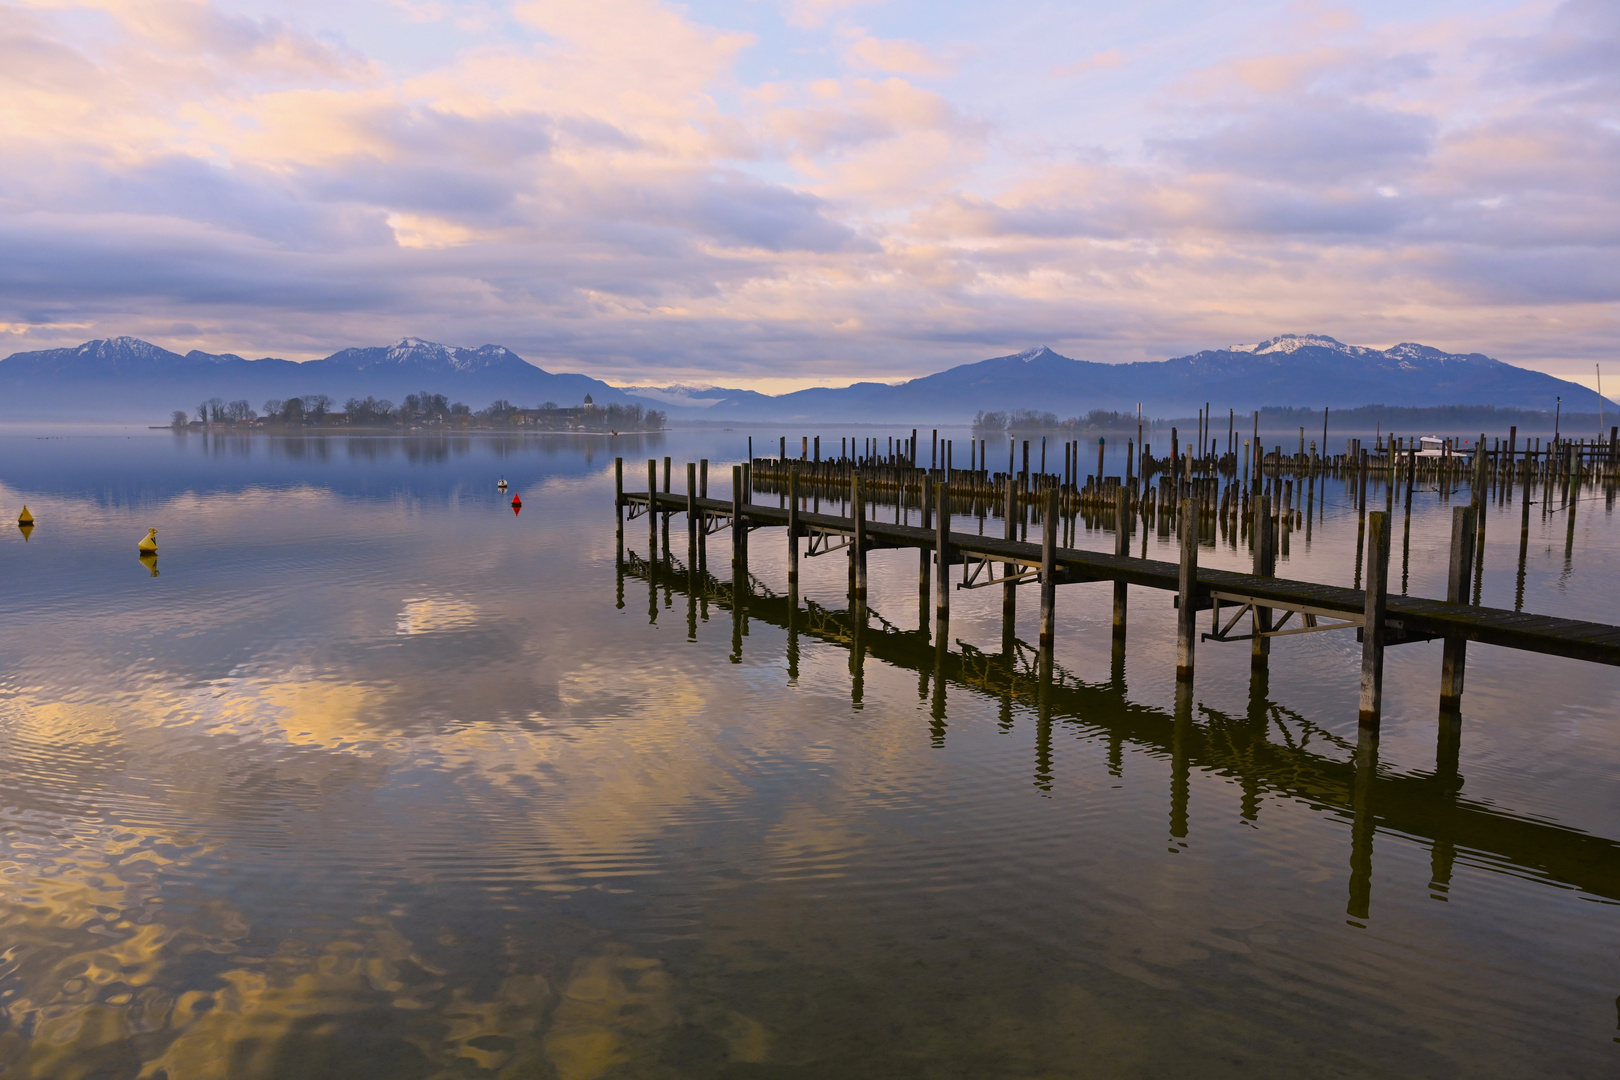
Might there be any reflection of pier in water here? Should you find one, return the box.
[617,548,1620,919]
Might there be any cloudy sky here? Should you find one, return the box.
[0,0,1615,389]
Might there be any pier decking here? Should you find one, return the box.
[616,445,1620,735]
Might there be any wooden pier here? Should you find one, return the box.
[616,449,1620,732]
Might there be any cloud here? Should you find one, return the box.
[0,0,1616,386]
[1053,48,1127,78]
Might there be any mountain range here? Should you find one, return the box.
[0,333,1607,422]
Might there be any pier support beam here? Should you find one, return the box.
[935,483,951,629]
[1039,488,1058,653]
[1112,486,1129,639]
[1359,510,1391,728]
[1440,505,1476,713]
[1176,497,1198,683]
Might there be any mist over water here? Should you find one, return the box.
[1,428,1617,1078]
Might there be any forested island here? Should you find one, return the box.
[170,392,665,432]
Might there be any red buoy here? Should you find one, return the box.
[511,493,522,515]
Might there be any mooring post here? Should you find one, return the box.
[731,465,745,569]
[687,461,698,552]
[1252,493,1274,669]
[1113,485,1129,639]
[615,456,625,566]
[1440,504,1476,714]
[1002,470,1018,637]
[787,464,800,590]
[935,482,951,628]
[647,459,659,559]
[852,474,867,603]
[1359,510,1391,728]
[1039,488,1058,654]
[919,479,933,628]
[1177,497,1199,683]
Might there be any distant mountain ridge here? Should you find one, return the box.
[0,336,638,421]
[0,332,1606,422]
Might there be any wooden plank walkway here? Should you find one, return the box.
[627,490,1620,668]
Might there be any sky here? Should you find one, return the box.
[0,0,1616,391]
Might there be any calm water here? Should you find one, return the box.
[1,429,1618,1079]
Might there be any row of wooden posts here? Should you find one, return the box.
[614,433,1618,730]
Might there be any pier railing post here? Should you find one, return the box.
[1176,497,1199,683]
[1252,493,1274,669]
[1039,488,1058,653]
[1440,505,1476,712]
[1359,510,1391,728]
[1113,485,1129,640]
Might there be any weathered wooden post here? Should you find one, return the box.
[1439,504,1476,713]
[1039,487,1058,654]
[1113,485,1129,640]
[935,482,951,628]
[615,456,625,566]
[731,464,744,568]
[647,459,659,559]
[786,465,800,590]
[1252,494,1274,669]
[919,479,933,626]
[1003,469,1018,635]
[1177,497,1199,683]
[687,461,698,553]
[852,474,868,604]
[1359,510,1391,728]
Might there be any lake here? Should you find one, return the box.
[1,428,1617,1078]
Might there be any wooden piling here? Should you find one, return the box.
[935,482,951,626]
[1039,488,1058,652]
[1440,504,1476,712]
[919,479,932,624]
[1003,470,1018,634]
[1252,493,1274,669]
[687,461,698,550]
[786,465,799,588]
[852,474,868,603]
[731,465,744,567]
[1177,497,1198,683]
[1113,485,1129,639]
[1359,510,1391,728]
[648,459,659,559]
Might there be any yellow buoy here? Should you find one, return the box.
[18,505,33,525]
[138,528,158,553]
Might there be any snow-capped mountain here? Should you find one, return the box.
[0,337,642,420]
[0,332,1606,422]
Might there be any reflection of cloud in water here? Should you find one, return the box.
[395,596,480,636]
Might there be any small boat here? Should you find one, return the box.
[1413,435,1469,460]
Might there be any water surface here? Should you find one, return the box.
[1,429,1617,1078]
